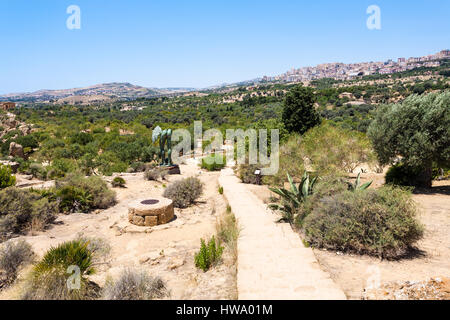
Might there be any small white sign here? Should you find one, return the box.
[254,170,261,175]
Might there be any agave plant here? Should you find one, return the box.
[348,172,372,192]
[269,172,318,223]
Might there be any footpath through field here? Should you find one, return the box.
[219,168,346,300]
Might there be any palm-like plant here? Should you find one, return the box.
[269,172,318,223]
[348,173,372,192]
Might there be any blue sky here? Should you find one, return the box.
[0,0,449,94]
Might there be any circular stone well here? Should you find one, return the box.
[128,197,174,227]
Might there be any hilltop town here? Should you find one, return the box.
[263,49,450,83]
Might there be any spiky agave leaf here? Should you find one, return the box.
[287,173,298,195]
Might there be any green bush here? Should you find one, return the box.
[163,177,203,208]
[102,268,168,300]
[0,240,34,284]
[56,186,93,214]
[201,155,226,171]
[303,186,424,259]
[194,236,224,272]
[22,240,99,300]
[112,177,126,188]
[237,163,261,185]
[0,165,16,189]
[0,188,57,237]
[28,163,47,180]
[55,174,116,211]
[385,163,425,187]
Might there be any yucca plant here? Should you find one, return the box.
[348,172,372,192]
[269,172,318,223]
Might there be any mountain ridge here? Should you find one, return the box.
[0,82,197,103]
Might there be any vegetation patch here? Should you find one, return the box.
[303,186,424,259]
[102,268,168,300]
[0,240,34,286]
[0,187,58,238]
[201,154,226,171]
[195,236,224,272]
[163,177,203,208]
[21,239,99,300]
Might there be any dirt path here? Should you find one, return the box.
[1,162,237,300]
[219,168,346,300]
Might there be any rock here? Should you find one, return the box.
[122,225,152,234]
[9,142,24,159]
[3,117,16,129]
[168,257,185,270]
[22,175,33,180]
[18,125,31,135]
[139,251,162,264]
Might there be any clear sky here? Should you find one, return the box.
[0,0,449,94]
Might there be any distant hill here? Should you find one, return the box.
[0,83,197,104]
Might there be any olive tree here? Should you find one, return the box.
[367,92,450,188]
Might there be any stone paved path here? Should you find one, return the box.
[219,168,347,300]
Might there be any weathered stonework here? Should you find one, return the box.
[128,197,174,227]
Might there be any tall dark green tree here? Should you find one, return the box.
[368,91,450,188]
[282,85,321,134]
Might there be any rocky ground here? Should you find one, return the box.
[0,161,237,300]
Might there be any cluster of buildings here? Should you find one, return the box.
[263,50,450,83]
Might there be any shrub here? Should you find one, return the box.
[201,154,226,171]
[303,186,424,259]
[0,188,57,237]
[112,177,126,188]
[129,162,146,173]
[56,186,93,213]
[145,168,161,181]
[0,240,34,284]
[75,233,111,266]
[102,268,168,300]
[28,163,47,180]
[218,186,224,195]
[194,236,224,272]
[21,240,99,300]
[263,134,305,186]
[163,177,203,208]
[55,174,116,211]
[0,165,16,190]
[385,163,425,187]
[301,122,375,175]
[237,163,261,185]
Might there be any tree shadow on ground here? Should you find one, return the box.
[413,185,450,196]
[392,247,427,261]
